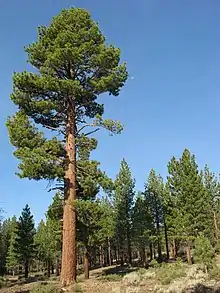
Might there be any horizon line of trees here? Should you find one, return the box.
[1,148,220,280]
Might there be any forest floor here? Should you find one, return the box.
[2,258,220,293]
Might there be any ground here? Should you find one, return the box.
[2,259,220,293]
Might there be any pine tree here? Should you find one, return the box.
[167,149,211,264]
[77,200,105,279]
[35,218,60,277]
[6,216,18,276]
[6,8,127,284]
[114,159,135,265]
[203,165,220,244]
[14,205,36,278]
[144,169,164,262]
[0,217,17,274]
[132,192,152,265]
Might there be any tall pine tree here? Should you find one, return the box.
[7,8,127,284]
[132,192,152,265]
[114,159,135,265]
[167,149,211,264]
[144,169,164,262]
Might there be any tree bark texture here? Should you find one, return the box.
[108,238,112,266]
[186,242,192,265]
[61,105,77,285]
[213,210,218,243]
[164,218,170,260]
[84,251,89,279]
[127,227,132,265]
[24,260,29,279]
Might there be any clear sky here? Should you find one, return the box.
[1,0,220,224]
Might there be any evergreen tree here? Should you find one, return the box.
[0,217,16,274]
[144,169,164,262]
[132,192,152,265]
[14,205,36,278]
[35,218,60,277]
[114,159,135,265]
[194,235,215,272]
[76,200,105,279]
[6,216,18,276]
[167,149,211,264]
[7,8,127,284]
[203,165,220,244]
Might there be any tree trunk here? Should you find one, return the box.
[213,210,218,243]
[84,251,89,279]
[149,243,153,261]
[156,219,162,262]
[164,218,169,260]
[61,105,77,285]
[142,247,146,266]
[127,228,132,266]
[172,239,177,258]
[51,263,54,275]
[24,260,29,279]
[120,246,124,266]
[186,242,192,265]
[137,250,141,261]
[99,246,103,267]
[56,259,60,276]
[108,238,112,266]
[47,260,50,278]
[115,246,119,264]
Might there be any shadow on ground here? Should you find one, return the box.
[187,284,220,293]
[100,265,137,277]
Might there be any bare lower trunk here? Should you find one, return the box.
[172,239,177,258]
[61,105,77,286]
[213,210,218,243]
[51,263,54,275]
[149,243,153,261]
[164,218,169,260]
[99,246,103,267]
[156,220,162,262]
[84,251,89,279]
[186,242,192,265]
[24,260,28,279]
[142,247,146,266]
[116,247,119,264]
[127,228,132,265]
[47,260,50,278]
[108,238,112,266]
[56,259,60,276]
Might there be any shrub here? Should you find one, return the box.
[31,282,59,293]
[157,262,186,285]
[194,236,215,271]
[122,272,141,286]
[209,266,220,280]
[150,259,160,268]
[74,283,83,292]
[100,274,122,282]
[137,268,156,280]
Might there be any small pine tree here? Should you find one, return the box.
[14,205,36,278]
[193,235,215,272]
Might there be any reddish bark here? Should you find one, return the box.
[84,251,89,279]
[61,106,77,285]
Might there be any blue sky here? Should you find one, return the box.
[1,0,220,224]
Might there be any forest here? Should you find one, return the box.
[1,6,220,293]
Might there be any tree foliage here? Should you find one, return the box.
[14,205,36,278]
